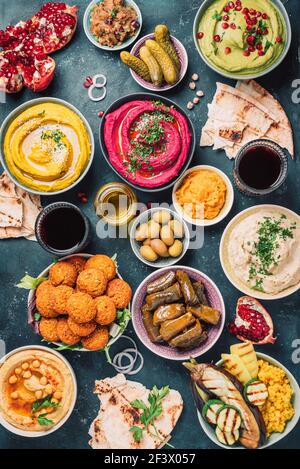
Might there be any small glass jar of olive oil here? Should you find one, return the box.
[94,182,138,226]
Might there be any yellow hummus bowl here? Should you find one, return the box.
[193,0,291,80]
[0,98,94,195]
[0,345,77,437]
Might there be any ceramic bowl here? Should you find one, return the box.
[172,165,234,227]
[83,0,142,51]
[129,207,190,268]
[99,92,196,193]
[220,205,300,300]
[197,352,300,449]
[27,254,131,352]
[0,345,77,437]
[129,33,188,91]
[132,265,225,361]
[193,0,292,80]
[0,97,95,196]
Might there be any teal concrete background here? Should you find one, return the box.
[0,0,299,449]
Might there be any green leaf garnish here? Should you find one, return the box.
[16,274,47,290]
[212,11,222,21]
[32,395,60,413]
[34,312,42,321]
[37,414,54,426]
[117,308,131,332]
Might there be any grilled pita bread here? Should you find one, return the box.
[201,80,294,159]
[89,374,183,449]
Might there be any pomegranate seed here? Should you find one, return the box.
[213,34,221,42]
[243,50,250,56]
[223,5,230,12]
[246,25,253,31]
[230,23,236,29]
[235,5,242,11]
[248,45,255,52]
[263,28,269,35]
[223,14,229,21]
[242,7,249,14]
[224,47,231,54]
[97,111,104,118]
[246,35,255,44]
[276,36,283,43]
[257,28,263,35]
[197,31,204,39]
[256,11,262,17]
[228,2,235,9]
[262,13,268,19]
[249,9,256,15]
[222,22,229,29]
[256,43,263,50]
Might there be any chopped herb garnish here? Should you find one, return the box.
[32,395,60,413]
[37,414,54,426]
[212,11,222,21]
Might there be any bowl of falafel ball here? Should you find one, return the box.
[26,254,132,352]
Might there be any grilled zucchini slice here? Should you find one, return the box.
[216,405,242,433]
[244,379,268,407]
[202,400,224,425]
[215,427,239,446]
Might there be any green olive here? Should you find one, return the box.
[152,210,172,225]
[168,240,183,258]
[140,245,158,262]
[135,223,149,241]
[160,224,174,247]
[168,219,184,238]
[150,239,169,257]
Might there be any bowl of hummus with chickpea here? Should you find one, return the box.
[0,346,77,437]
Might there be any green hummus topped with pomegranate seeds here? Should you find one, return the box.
[197,0,286,76]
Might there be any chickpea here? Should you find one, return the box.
[9,375,18,385]
[15,368,22,375]
[168,220,184,238]
[140,245,158,262]
[23,371,32,379]
[160,225,174,247]
[32,360,40,368]
[40,376,48,386]
[11,392,19,399]
[35,390,43,400]
[152,210,172,225]
[169,240,183,258]
[53,391,62,401]
[45,384,53,395]
[21,362,29,370]
[52,398,59,404]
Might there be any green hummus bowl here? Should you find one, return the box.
[193,0,291,79]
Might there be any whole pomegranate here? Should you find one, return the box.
[0,2,77,93]
[228,296,276,345]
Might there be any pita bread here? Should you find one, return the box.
[89,374,183,449]
[201,80,294,159]
[0,172,42,240]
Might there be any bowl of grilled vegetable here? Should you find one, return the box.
[120,24,188,91]
[132,266,225,360]
[185,342,300,449]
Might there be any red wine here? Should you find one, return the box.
[238,146,282,190]
[40,207,86,251]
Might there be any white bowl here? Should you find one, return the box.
[193,0,292,80]
[0,97,95,196]
[197,352,300,449]
[129,207,190,268]
[220,205,300,300]
[172,165,234,227]
[83,0,142,51]
[0,345,77,437]
[27,254,131,352]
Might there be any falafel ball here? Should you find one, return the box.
[67,256,87,274]
[66,291,96,324]
[36,283,59,318]
[106,279,132,309]
[67,317,97,337]
[81,327,109,351]
[85,255,116,281]
[36,280,53,297]
[94,295,117,326]
[49,261,77,287]
[53,285,74,314]
[57,317,81,346]
[39,318,59,342]
[76,268,108,298]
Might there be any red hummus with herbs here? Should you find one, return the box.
[103,100,191,188]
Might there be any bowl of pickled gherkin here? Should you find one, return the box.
[132,266,225,360]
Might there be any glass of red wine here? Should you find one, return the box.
[35,202,91,256]
[233,139,288,197]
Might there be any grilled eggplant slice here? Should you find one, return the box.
[192,281,209,306]
[176,270,198,305]
[153,304,185,326]
[202,400,224,425]
[187,305,221,325]
[169,320,204,348]
[244,379,268,407]
[142,304,162,343]
[146,271,176,294]
[216,405,242,433]
[160,312,195,342]
[185,362,263,449]
[146,282,182,311]
[215,427,239,446]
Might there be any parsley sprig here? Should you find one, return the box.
[32,395,60,427]
[130,385,174,447]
